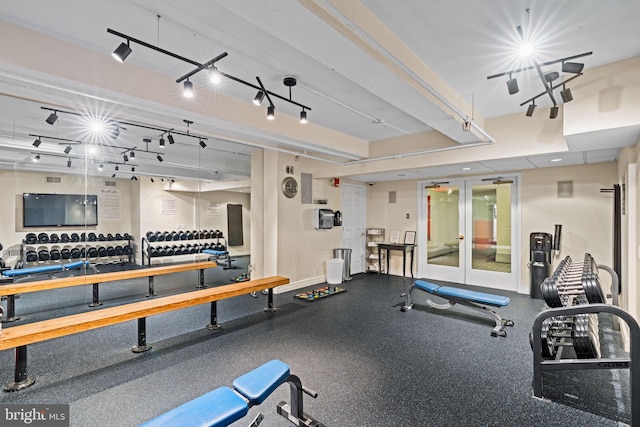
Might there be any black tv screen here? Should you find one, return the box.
[23,193,98,227]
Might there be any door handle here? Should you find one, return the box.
[456,235,465,240]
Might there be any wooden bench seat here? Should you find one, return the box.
[0,261,218,321]
[0,275,289,391]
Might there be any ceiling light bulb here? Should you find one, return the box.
[33,154,40,162]
[87,145,99,156]
[300,110,308,124]
[112,41,132,62]
[98,164,103,171]
[518,42,533,58]
[33,138,42,148]
[209,66,222,85]
[183,80,194,98]
[551,158,563,162]
[88,119,105,134]
[267,105,275,120]
[253,91,265,106]
[46,112,58,125]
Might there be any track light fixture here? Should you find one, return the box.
[267,105,275,120]
[107,28,311,123]
[112,40,132,63]
[129,150,135,159]
[67,158,72,168]
[123,153,128,162]
[46,111,58,125]
[549,106,559,119]
[115,165,119,171]
[167,133,175,144]
[112,173,116,178]
[159,136,165,147]
[64,145,72,155]
[300,109,308,124]
[33,154,40,162]
[150,178,154,183]
[183,80,194,98]
[157,154,163,162]
[33,138,41,148]
[199,139,206,148]
[560,85,573,103]
[98,163,104,171]
[209,66,222,85]
[506,73,519,95]
[131,176,137,181]
[171,178,175,183]
[525,102,536,117]
[111,126,120,139]
[161,178,165,183]
[131,166,135,172]
[253,91,265,106]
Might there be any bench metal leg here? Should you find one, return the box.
[277,374,324,427]
[453,299,514,337]
[2,295,20,323]
[146,276,157,297]
[400,284,416,312]
[89,283,102,307]
[206,301,221,330]
[4,346,35,392]
[132,317,152,353]
[222,254,237,270]
[196,269,207,289]
[264,288,277,313]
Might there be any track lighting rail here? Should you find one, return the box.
[518,73,583,106]
[486,51,592,80]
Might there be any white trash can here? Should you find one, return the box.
[325,258,344,285]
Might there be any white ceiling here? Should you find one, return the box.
[0,0,638,183]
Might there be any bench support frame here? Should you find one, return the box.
[132,317,152,353]
[2,295,19,323]
[277,374,324,427]
[3,346,35,392]
[401,284,514,337]
[89,283,102,307]
[206,301,221,330]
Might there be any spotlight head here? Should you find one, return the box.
[123,153,128,162]
[167,134,175,144]
[526,102,536,117]
[33,138,42,148]
[115,165,119,171]
[67,158,72,168]
[98,164,104,171]
[183,80,194,98]
[562,62,584,74]
[171,178,175,183]
[112,41,132,63]
[506,77,519,95]
[131,176,137,181]
[131,166,135,172]
[549,106,559,119]
[46,112,58,125]
[209,66,222,85]
[111,127,120,139]
[64,145,72,154]
[267,105,275,120]
[199,139,207,148]
[33,154,40,162]
[159,137,165,147]
[150,178,154,183]
[300,110,308,124]
[253,91,265,106]
[112,173,116,178]
[161,178,165,183]
[130,150,135,159]
[157,154,163,162]
[560,87,573,103]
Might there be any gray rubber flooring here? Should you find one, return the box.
[0,263,631,426]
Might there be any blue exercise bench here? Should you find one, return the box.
[401,280,514,337]
[140,360,324,427]
[202,249,237,270]
[1,261,94,283]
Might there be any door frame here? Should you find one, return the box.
[416,174,521,291]
[341,183,367,274]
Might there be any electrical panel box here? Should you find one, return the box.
[313,209,334,230]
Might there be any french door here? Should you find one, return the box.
[341,183,367,274]
[417,176,519,291]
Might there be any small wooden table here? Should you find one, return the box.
[377,243,416,278]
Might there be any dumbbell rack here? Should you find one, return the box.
[20,232,134,267]
[141,230,227,266]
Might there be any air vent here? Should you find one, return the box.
[301,172,312,204]
[558,181,573,198]
[46,176,61,183]
[389,191,397,204]
[105,180,117,187]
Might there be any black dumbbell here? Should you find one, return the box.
[60,233,70,243]
[156,231,165,242]
[146,231,156,242]
[88,233,97,242]
[25,233,37,244]
[70,248,81,259]
[97,246,107,257]
[38,232,49,244]
[107,233,114,241]
[49,233,60,243]
[164,245,175,256]
[38,249,50,261]
[61,248,71,259]
[124,245,132,255]
[115,233,124,240]
[149,247,159,257]
[26,250,38,262]
[107,246,115,256]
[88,247,98,258]
[115,246,124,256]
[98,233,106,241]
[70,233,80,242]
[171,231,180,241]
[50,248,61,260]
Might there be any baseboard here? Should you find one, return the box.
[274,275,326,294]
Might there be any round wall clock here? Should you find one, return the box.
[281,176,298,198]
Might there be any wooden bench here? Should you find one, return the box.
[0,261,218,322]
[0,275,289,391]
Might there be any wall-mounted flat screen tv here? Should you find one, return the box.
[23,193,98,227]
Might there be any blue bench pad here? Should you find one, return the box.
[232,360,290,405]
[202,249,229,256]
[139,386,248,427]
[2,261,89,277]
[414,280,510,307]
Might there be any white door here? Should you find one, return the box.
[417,176,519,291]
[341,183,367,274]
